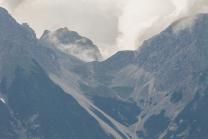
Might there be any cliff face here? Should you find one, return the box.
[0,7,60,78]
[111,14,208,138]
[0,7,116,139]
[2,5,208,139]
[40,27,103,62]
[72,14,208,139]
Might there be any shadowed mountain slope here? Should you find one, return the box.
[0,7,116,139]
[72,14,208,139]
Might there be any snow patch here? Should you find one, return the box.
[0,98,5,103]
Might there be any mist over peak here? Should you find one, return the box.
[40,28,103,62]
[1,0,208,59]
[1,4,208,139]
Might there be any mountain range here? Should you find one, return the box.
[0,7,208,139]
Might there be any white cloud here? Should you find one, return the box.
[0,0,119,44]
[1,0,26,9]
[1,0,208,59]
[58,43,98,62]
[116,0,208,50]
[97,43,119,60]
[45,32,101,62]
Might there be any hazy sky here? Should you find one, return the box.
[1,0,208,59]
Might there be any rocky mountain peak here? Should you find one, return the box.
[0,9,114,139]
[22,23,36,40]
[40,27,103,62]
[55,27,70,34]
[43,29,50,34]
[0,7,60,79]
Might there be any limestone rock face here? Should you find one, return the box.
[2,5,208,139]
[0,7,60,77]
[40,27,103,62]
[72,14,208,139]
[0,7,115,139]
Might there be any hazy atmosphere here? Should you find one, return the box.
[1,0,208,59]
[2,0,208,138]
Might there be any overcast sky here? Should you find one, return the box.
[1,0,208,59]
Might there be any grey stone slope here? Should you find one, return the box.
[113,14,208,138]
[71,13,208,139]
[0,7,118,139]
